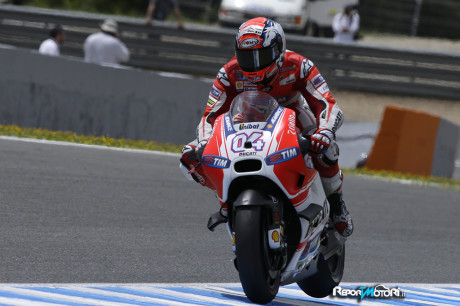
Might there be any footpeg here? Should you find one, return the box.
[207,211,227,231]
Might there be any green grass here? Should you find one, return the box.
[0,124,182,153]
[343,168,460,189]
[1,124,459,189]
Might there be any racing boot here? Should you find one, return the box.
[327,192,353,237]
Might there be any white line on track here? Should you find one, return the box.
[0,283,458,306]
[0,136,181,157]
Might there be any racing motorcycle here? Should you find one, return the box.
[181,91,347,304]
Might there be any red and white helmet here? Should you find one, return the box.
[235,17,286,83]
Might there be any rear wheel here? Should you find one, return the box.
[297,245,345,298]
[234,206,281,304]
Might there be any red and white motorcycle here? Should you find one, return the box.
[181,91,347,304]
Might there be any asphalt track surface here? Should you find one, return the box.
[1,137,459,286]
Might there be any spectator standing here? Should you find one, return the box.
[38,25,65,56]
[145,0,184,29]
[332,4,360,42]
[83,19,130,65]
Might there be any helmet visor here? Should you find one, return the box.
[236,45,280,73]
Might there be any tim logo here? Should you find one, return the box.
[265,147,299,165]
[202,155,231,169]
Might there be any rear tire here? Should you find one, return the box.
[297,245,345,298]
[234,206,280,304]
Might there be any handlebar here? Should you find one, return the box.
[297,134,311,157]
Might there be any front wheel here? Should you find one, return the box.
[234,206,280,304]
[297,245,345,298]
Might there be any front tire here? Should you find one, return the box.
[297,245,345,298]
[234,206,280,304]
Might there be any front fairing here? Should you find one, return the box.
[202,101,316,207]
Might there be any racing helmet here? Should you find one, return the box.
[235,17,286,83]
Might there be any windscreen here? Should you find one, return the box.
[230,91,278,124]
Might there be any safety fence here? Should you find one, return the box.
[1,4,459,100]
[359,0,460,39]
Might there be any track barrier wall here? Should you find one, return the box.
[1,44,459,178]
[366,105,459,178]
[1,5,460,100]
[0,45,211,145]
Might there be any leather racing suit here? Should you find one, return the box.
[183,51,344,196]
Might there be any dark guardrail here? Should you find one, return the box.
[1,4,459,100]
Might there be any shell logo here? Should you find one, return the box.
[272,230,280,243]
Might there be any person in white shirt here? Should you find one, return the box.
[38,25,65,56]
[332,5,360,43]
[83,19,130,65]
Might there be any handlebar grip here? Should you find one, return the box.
[196,144,206,162]
[297,134,310,157]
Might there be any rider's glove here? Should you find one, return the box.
[181,144,195,155]
[180,140,208,186]
[310,128,335,155]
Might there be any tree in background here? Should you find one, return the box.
[22,0,220,23]
[418,0,460,39]
[23,0,148,16]
[21,0,460,38]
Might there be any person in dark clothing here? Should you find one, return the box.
[145,0,184,29]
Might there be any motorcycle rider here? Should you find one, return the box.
[180,17,353,237]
